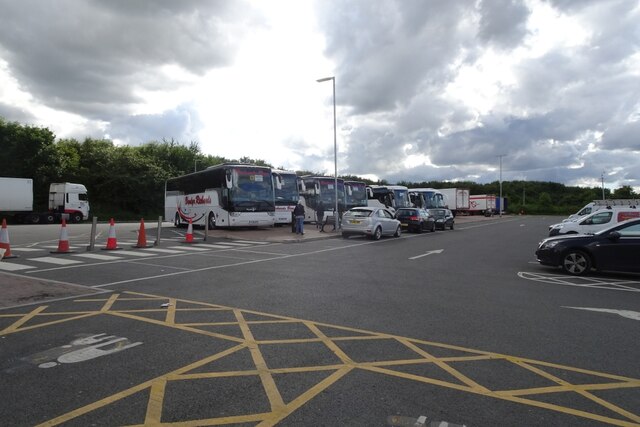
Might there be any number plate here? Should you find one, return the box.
[349,220,361,224]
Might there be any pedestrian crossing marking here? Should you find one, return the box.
[0,262,35,271]
[204,244,235,249]
[73,253,123,261]
[30,257,83,266]
[215,242,251,247]
[115,250,156,257]
[144,248,184,254]
[232,240,271,245]
[10,248,42,252]
[167,246,210,252]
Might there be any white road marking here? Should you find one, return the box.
[144,248,184,254]
[167,245,210,251]
[409,249,444,260]
[9,248,43,252]
[203,244,235,249]
[114,250,156,257]
[214,242,251,246]
[73,253,123,261]
[563,306,640,321]
[31,257,83,265]
[518,272,640,292]
[233,240,271,245]
[0,262,35,271]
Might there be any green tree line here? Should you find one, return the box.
[1,117,637,219]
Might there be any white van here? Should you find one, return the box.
[549,207,640,236]
[564,199,640,222]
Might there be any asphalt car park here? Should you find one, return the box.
[1,215,639,426]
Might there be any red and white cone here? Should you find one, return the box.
[102,218,121,250]
[184,219,194,243]
[51,219,74,254]
[0,218,17,259]
[134,218,153,248]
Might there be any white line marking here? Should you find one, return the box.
[563,306,640,321]
[167,245,210,252]
[9,248,43,252]
[233,240,271,245]
[31,257,84,266]
[409,249,444,260]
[114,250,156,257]
[73,253,123,261]
[214,242,251,246]
[203,244,235,249]
[144,248,184,254]
[0,262,36,271]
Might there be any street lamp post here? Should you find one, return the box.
[317,76,339,231]
[497,154,506,217]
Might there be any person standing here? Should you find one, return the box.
[293,199,305,235]
[315,200,325,230]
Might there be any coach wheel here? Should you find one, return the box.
[208,212,216,230]
[174,213,181,228]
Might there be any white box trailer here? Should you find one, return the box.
[468,194,496,216]
[0,177,89,223]
[440,188,470,216]
[0,177,33,212]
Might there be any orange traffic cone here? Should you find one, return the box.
[51,219,74,254]
[183,218,194,243]
[134,218,152,248]
[102,218,121,250]
[0,218,17,259]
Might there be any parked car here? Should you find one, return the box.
[430,208,455,230]
[341,207,402,240]
[548,207,640,236]
[536,218,640,276]
[395,208,435,233]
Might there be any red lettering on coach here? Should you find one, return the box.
[184,195,212,206]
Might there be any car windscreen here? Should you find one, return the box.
[344,209,373,218]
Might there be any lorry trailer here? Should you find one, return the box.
[0,177,90,223]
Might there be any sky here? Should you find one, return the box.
[0,0,639,191]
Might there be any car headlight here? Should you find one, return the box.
[539,240,560,249]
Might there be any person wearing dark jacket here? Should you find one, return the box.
[315,200,325,230]
[293,200,305,235]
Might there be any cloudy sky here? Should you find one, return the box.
[0,0,639,190]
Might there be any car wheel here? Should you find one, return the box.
[417,222,424,234]
[430,222,435,232]
[372,227,382,240]
[341,233,349,239]
[562,250,591,276]
[394,225,401,237]
[450,222,454,230]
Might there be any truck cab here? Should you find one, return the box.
[48,183,90,222]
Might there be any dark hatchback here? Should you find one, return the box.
[430,208,455,230]
[395,208,435,233]
[536,218,640,275]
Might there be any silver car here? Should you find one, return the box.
[341,207,402,240]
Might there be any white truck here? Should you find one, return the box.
[565,199,640,222]
[468,194,496,216]
[440,188,470,216]
[0,177,90,223]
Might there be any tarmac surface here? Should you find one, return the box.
[0,214,500,309]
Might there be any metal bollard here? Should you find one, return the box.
[87,216,98,251]
[154,216,162,246]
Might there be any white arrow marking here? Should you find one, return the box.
[563,307,640,321]
[409,249,444,260]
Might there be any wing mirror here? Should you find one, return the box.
[607,231,621,240]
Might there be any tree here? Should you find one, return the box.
[611,185,637,199]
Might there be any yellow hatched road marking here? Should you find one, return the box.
[5,290,636,426]
[234,309,285,411]
[1,305,47,334]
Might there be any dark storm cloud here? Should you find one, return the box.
[316,0,477,114]
[315,0,640,187]
[0,0,259,118]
